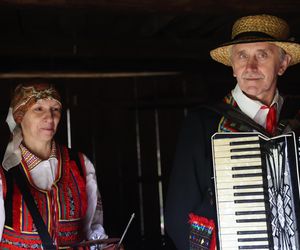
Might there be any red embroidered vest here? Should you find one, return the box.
[0,145,88,249]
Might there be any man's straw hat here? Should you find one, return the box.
[210,14,300,66]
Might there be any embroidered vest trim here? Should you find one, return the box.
[218,93,240,132]
[0,144,88,249]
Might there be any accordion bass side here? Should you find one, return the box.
[211,132,300,250]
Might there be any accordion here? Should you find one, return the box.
[211,132,300,250]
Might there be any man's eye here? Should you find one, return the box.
[258,52,267,59]
[239,53,248,60]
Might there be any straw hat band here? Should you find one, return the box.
[234,31,275,40]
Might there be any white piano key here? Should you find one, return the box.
[219,214,266,227]
[216,168,263,177]
[220,225,268,235]
[216,179,263,189]
[218,204,266,215]
[215,157,262,165]
[219,221,268,230]
[213,136,260,146]
[215,160,262,167]
[214,161,262,170]
[223,233,268,239]
[216,176,263,183]
[214,143,260,152]
[218,248,238,250]
[218,201,267,210]
[219,213,266,223]
[214,150,261,158]
[220,239,269,248]
[220,247,268,250]
[217,187,264,196]
[219,222,268,232]
[220,234,269,247]
[217,194,265,202]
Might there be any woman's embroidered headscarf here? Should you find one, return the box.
[2,83,62,170]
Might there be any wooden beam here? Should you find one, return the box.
[0,38,214,58]
[1,0,300,14]
[0,71,181,78]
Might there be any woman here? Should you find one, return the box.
[0,83,118,249]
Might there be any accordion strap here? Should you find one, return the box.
[206,102,270,137]
[10,165,56,250]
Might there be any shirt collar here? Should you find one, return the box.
[231,84,283,119]
[20,141,57,170]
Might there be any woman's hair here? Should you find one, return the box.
[11,82,62,124]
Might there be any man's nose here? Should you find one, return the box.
[245,56,258,71]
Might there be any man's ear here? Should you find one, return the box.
[232,66,237,77]
[278,54,292,76]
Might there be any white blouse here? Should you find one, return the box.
[0,151,107,243]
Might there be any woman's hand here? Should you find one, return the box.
[102,243,124,250]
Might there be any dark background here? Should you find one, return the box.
[0,1,300,249]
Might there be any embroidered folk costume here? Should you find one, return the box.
[0,83,107,249]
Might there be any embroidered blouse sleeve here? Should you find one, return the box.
[0,171,5,240]
[82,154,108,240]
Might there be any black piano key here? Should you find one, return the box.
[234,199,265,203]
[236,218,267,223]
[231,154,261,159]
[231,147,260,152]
[232,166,262,170]
[230,140,260,146]
[235,210,266,215]
[238,245,269,249]
[238,237,269,242]
[233,184,264,189]
[233,173,263,178]
[234,192,264,196]
[237,230,268,235]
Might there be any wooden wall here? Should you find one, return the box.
[0,62,299,249]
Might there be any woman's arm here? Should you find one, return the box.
[82,154,107,240]
[0,169,5,240]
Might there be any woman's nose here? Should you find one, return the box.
[43,109,54,121]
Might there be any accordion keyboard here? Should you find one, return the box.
[213,135,269,250]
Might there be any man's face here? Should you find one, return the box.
[231,42,291,105]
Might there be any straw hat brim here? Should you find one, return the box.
[210,38,300,66]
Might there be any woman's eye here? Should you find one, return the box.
[52,107,61,113]
[34,107,43,112]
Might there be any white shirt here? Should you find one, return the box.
[0,149,107,243]
[231,84,284,129]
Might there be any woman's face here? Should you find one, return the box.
[21,99,62,145]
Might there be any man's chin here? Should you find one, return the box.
[242,89,260,100]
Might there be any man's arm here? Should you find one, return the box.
[165,111,209,250]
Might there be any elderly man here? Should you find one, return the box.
[165,14,300,250]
